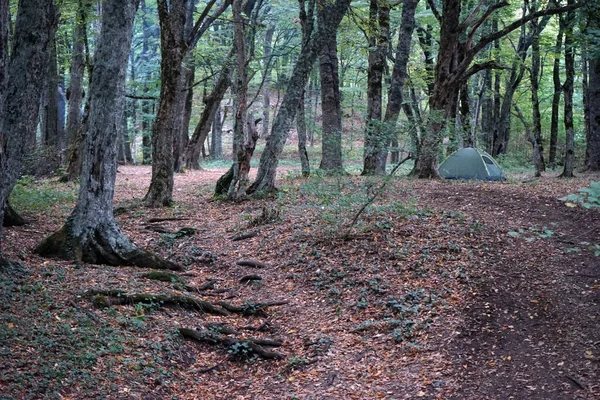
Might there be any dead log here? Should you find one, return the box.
[179,327,284,360]
[236,260,267,268]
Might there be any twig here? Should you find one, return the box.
[342,154,412,239]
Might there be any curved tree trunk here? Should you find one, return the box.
[379,0,418,169]
[586,9,600,170]
[184,55,232,169]
[0,0,55,270]
[297,91,311,176]
[36,0,180,271]
[247,0,351,194]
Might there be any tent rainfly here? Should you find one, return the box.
[439,147,506,181]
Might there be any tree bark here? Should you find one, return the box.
[549,20,563,168]
[561,2,575,178]
[586,9,600,170]
[144,0,186,206]
[184,53,232,169]
[65,0,89,158]
[36,0,180,270]
[362,0,390,175]
[318,2,344,172]
[297,91,310,176]
[529,12,545,176]
[0,0,55,268]
[380,0,418,167]
[262,24,275,140]
[247,0,351,194]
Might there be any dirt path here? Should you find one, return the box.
[417,181,600,399]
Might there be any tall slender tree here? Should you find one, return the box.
[561,0,575,178]
[36,0,179,270]
[247,0,352,194]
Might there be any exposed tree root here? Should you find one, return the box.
[3,203,26,227]
[179,327,284,360]
[0,257,25,276]
[240,274,262,283]
[88,290,231,316]
[230,231,259,241]
[141,271,184,283]
[236,260,267,268]
[88,289,288,318]
[35,220,182,271]
[147,217,189,223]
[215,300,289,316]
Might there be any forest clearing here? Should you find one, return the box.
[1,163,599,399]
[2,0,600,398]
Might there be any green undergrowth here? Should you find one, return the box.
[9,175,76,214]
[0,265,178,399]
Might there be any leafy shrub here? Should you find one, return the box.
[559,181,600,209]
[9,175,76,213]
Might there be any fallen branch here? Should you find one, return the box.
[179,327,284,360]
[236,260,267,268]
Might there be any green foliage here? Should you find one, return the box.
[508,225,555,242]
[559,181,600,209]
[9,176,76,214]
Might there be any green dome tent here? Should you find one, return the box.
[439,147,506,181]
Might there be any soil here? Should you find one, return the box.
[1,165,599,400]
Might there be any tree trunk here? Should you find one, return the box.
[140,0,154,165]
[36,0,180,270]
[318,20,343,171]
[0,0,55,269]
[379,0,418,168]
[262,24,275,139]
[248,0,351,194]
[530,16,545,176]
[549,21,563,168]
[586,15,600,170]
[184,55,232,169]
[144,0,187,207]
[362,0,390,175]
[297,91,310,176]
[561,3,575,178]
[211,104,224,159]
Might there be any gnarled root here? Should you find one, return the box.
[179,327,284,360]
[35,220,182,270]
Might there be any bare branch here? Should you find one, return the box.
[464,60,510,79]
[426,0,441,22]
[465,1,510,45]
[186,0,232,50]
[472,0,586,56]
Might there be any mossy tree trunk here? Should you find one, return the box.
[35,0,181,271]
[0,0,55,271]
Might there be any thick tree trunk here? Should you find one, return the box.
[586,19,600,170]
[184,56,232,169]
[144,0,187,207]
[561,4,575,178]
[318,26,343,171]
[549,23,563,168]
[36,0,179,270]
[0,0,54,267]
[362,0,390,175]
[0,0,8,94]
[379,0,418,169]
[248,0,351,194]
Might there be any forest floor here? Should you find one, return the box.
[1,165,599,400]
